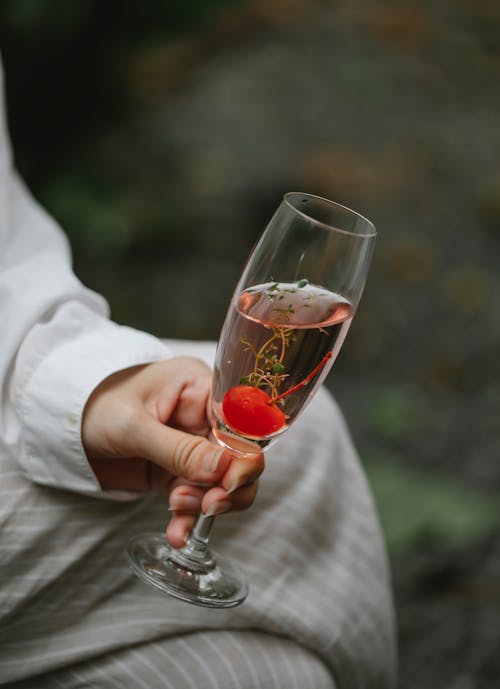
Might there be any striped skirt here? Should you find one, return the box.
[0,342,396,689]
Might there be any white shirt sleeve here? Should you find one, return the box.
[0,56,171,496]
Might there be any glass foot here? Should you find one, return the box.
[126,532,248,608]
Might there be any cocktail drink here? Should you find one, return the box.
[213,280,352,444]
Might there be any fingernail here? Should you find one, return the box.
[168,495,200,512]
[225,479,241,495]
[205,500,232,517]
[209,447,225,473]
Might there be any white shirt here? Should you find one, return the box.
[0,57,172,496]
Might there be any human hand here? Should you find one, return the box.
[81,356,264,547]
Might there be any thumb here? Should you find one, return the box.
[128,412,230,483]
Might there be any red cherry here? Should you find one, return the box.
[222,385,286,437]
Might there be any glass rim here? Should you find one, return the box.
[283,192,377,238]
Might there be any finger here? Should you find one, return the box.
[147,357,212,435]
[219,450,265,494]
[126,412,232,483]
[201,482,259,516]
[168,378,211,436]
[166,482,260,549]
[168,484,205,514]
[166,513,197,548]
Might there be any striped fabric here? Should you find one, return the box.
[0,342,397,689]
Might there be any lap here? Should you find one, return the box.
[0,340,396,688]
[11,630,336,689]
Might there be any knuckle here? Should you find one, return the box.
[171,434,207,478]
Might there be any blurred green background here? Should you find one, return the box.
[1,1,499,687]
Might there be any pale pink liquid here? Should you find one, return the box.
[212,282,353,448]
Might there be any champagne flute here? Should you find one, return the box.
[126,192,376,608]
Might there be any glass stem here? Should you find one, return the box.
[187,514,215,554]
[170,514,216,572]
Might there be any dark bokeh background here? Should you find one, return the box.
[1,2,499,687]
